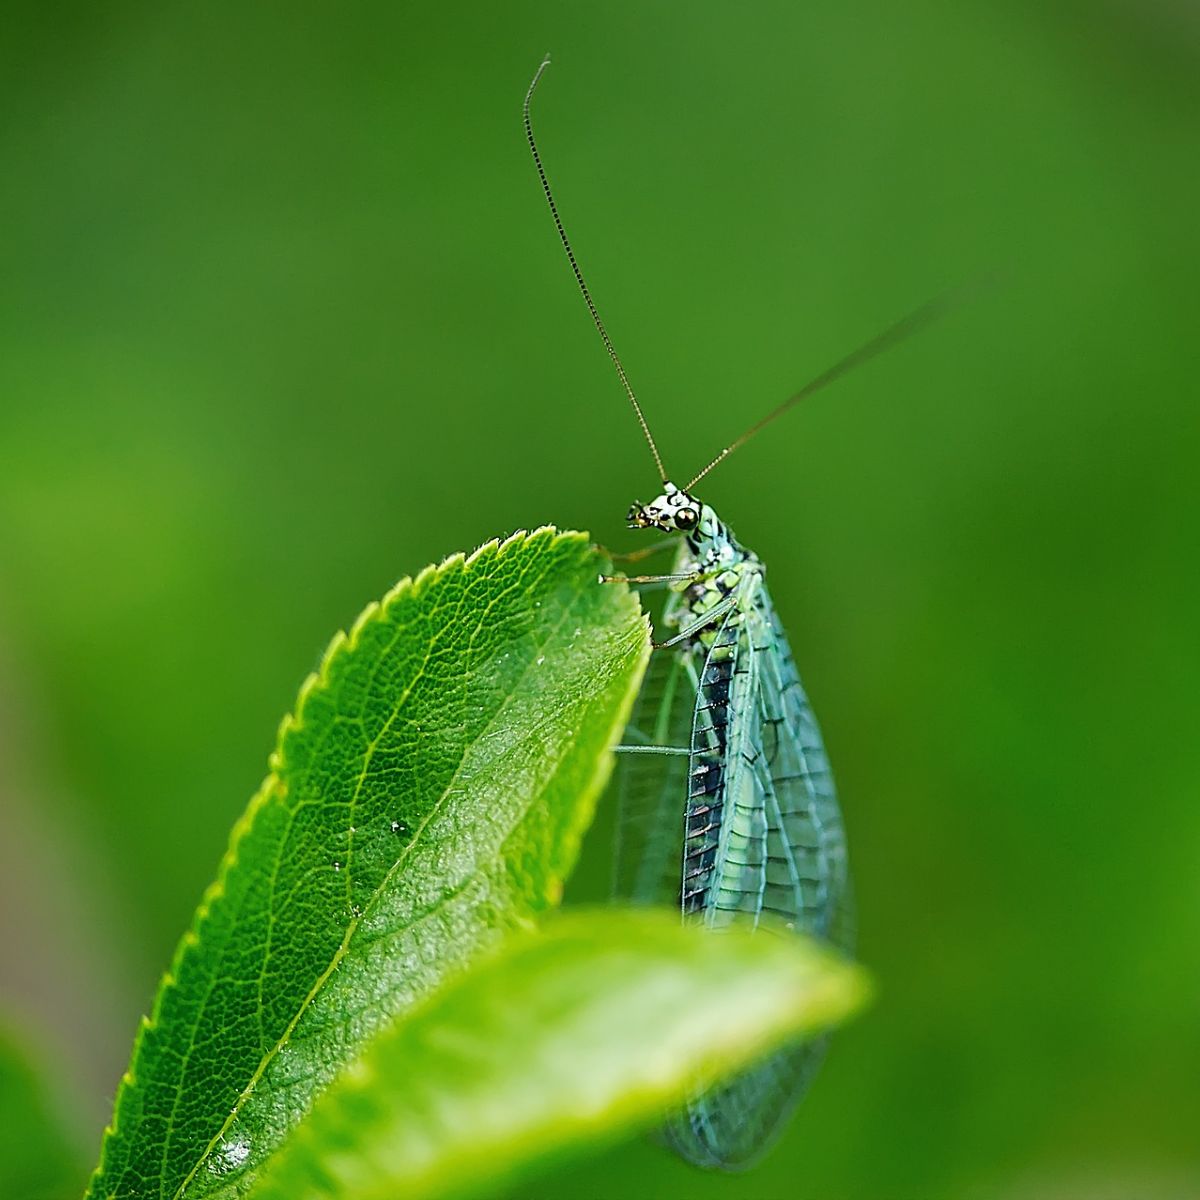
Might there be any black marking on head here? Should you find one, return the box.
[626,481,704,533]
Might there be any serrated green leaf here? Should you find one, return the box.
[248,909,870,1200]
[0,1021,87,1200]
[87,529,649,1200]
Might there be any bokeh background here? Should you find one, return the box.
[2,4,1198,1198]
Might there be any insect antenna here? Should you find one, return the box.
[685,285,974,490]
[524,55,668,483]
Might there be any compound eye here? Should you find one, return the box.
[675,507,698,531]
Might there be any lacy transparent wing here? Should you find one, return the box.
[683,604,766,923]
[613,644,696,907]
[615,577,853,1170]
[759,589,854,951]
[664,1036,825,1170]
[668,584,853,1169]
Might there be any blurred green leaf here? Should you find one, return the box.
[249,909,870,1200]
[86,529,649,1200]
[0,1021,86,1200]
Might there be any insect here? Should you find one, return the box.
[525,55,951,1170]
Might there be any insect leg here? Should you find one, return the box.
[599,571,699,585]
[654,596,737,650]
[606,537,679,564]
[615,725,688,752]
[614,744,692,756]
[601,565,728,586]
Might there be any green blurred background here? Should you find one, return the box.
[1,4,1197,1198]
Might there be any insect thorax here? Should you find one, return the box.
[672,506,762,648]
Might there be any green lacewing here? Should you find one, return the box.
[525,54,950,1169]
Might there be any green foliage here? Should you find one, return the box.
[87,530,651,1199]
[79,529,869,1199]
[251,910,868,1200]
[2,9,1197,1197]
[0,1023,86,1200]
